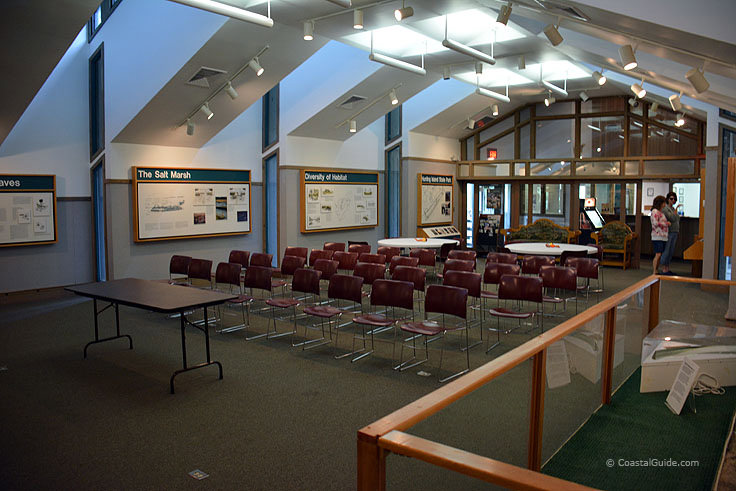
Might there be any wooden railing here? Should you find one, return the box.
[357,275,736,490]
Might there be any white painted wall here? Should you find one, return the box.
[407,132,459,160]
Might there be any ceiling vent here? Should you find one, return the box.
[339,95,366,110]
[187,66,228,89]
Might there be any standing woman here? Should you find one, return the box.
[650,195,670,274]
[660,191,680,275]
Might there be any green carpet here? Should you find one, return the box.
[542,368,736,490]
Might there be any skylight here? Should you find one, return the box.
[526,61,590,81]
[344,25,445,58]
[454,68,533,88]
[412,9,526,45]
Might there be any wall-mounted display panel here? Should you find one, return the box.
[418,174,453,226]
[0,174,57,247]
[300,170,379,233]
[132,167,251,242]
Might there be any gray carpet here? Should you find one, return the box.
[0,260,733,490]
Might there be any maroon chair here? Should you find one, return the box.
[283,246,308,261]
[521,255,555,275]
[242,265,274,340]
[313,259,339,286]
[489,275,544,341]
[350,279,415,363]
[410,248,437,279]
[228,250,250,269]
[358,253,386,265]
[167,255,191,284]
[448,249,477,263]
[437,258,475,282]
[486,252,517,264]
[323,242,346,252]
[438,241,458,262]
[348,243,371,254]
[300,274,364,352]
[266,268,321,341]
[333,251,359,273]
[565,257,601,302]
[443,270,483,349]
[389,255,419,275]
[538,265,578,314]
[308,249,335,267]
[250,252,274,268]
[214,262,250,333]
[377,246,401,265]
[188,258,213,289]
[273,255,306,293]
[353,262,387,295]
[397,284,470,383]
[481,262,521,302]
[391,265,426,296]
[560,249,587,266]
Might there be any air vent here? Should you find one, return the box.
[339,95,366,110]
[187,66,228,89]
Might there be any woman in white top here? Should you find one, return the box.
[650,195,670,275]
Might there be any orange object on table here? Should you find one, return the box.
[415,238,427,242]
[545,243,560,248]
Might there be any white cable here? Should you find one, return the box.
[692,373,725,396]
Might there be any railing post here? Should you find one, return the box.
[528,349,547,471]
[358,431,387,491]
[601,307,617,405]
[648,279,660,332]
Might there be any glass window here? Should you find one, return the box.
[595,183,621,216]
[544,184,565,216]
[535,119,574,158]
[531,183,569,222]
[262,84,279,150]
[385,106,401,144]
[530,161,571,176]
[385,144,401,237]
[479,132,514,161]
[671,182,699,218]
[466,183,475,248]
[581,96,625,114]
[628,119,644,156]
[465,138,474,160]
[88,1,123,41]
[536,101,574,117]
[519,183,528,225]
[647,126,698,156]
[92,161,106,281]
[93,6,102,29]
[514,163,526,176]
[89,45,104,161]
[479,117,513,143]
[519,123,530,159]
[643,160,695,175]
[625,183,637,215]
[580,116,625,157]
[458,164,470,177]
[576,161,620,176]
[264,152,278,266]
[519,107,531,123]
[625,160,640,176]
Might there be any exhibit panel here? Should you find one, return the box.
[0,174,57,247]
[417,173,453,226]
[300,169,379,233]
[132,167,251,242]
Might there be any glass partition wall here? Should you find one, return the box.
[458,95,704,264]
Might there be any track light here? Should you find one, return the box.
[685,67,709,93]
[669,94,683,112]
[303,21,314,41]
[518,55,525,70]
[224,81,238,100]
[475,62,483,75]
[353,9,364,29]
[349,120,357,133]
[442,38,495,65]
[475,87,510,103]
[200,103,214,120]
[631,82,646,98]
[542,80,567,97]
[443,66,451,80]
[368,52,426,75]
[675,113,685,127]
[592,70,606,86]
[389,89,398,105]
[169,0,273,28]
[467,118,475,130]
[543,23,563,46]
[492,104,499,116]
[580,91,589,102]
[249,57,264,76]
[619,44,637,71]
[628,97,638,107]
[496,4,512,26]
[394,1,413,21]
[648,102,659,118]
[544,92,555,106]
[186,119,195,136]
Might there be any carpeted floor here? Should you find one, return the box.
[0,260,734,490]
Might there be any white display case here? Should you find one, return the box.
[564,317,625,384]
[640,320,736,393]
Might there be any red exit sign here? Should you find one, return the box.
[486,148,497,160]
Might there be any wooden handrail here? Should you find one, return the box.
[659,275,736,286]
[379,431,598,491]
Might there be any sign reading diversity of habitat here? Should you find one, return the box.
[301,170,379,233]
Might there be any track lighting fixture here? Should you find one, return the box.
[518,55,525,70]
[496,3,512,26]
[580,91,589,102]
[627,97,638,107]
[249,57,264,76]
[224,81,239,100]
[303,21,314,40]
[619,44,637,71]
[648,103,659,118]
[200,102,214,120]
[475,87,510,103]
[353,9,364,29]
[443,66,451,80]
[544,92,555,106]
[169,0,274,28]
[467,118,475,130]
[442,38,496,65]
[592,70,606,86]
[543,23,563,46]
[669,94,683,112]
[685,67,709,93]
[394,1,413,21]
[349,120,357,133]
[389,89,398,105]
[186,119,195,136]
[542,80,567,97]
[475,62,483,75]
[675,113,685,127]
[368,52,426,75]
[492,104,499,116]
[631,82,646,98]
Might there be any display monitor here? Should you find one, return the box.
[584,208,605,230]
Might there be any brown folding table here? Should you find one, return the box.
[66,278,236,393]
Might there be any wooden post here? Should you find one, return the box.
[357,432,387,491]
[528,349,547,471]
[601,307,617,405]
[647,280,660,332]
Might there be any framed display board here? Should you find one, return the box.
[0,174,57,247]
[300,169,379,233]
[418,174,453,226]
[132,167,251,242]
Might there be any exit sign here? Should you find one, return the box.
[486,148,497,160]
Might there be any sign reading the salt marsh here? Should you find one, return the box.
[300,170,379,233]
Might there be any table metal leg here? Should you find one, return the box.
[170,306,223,394]
[84,300,133,358]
